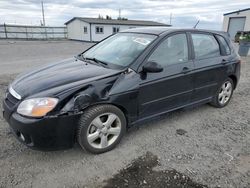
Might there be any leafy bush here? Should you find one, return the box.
[239,31,250,42]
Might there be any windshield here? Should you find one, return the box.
[83,33,157,68]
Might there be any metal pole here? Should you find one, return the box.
[65,27,67,39]
[25,26,28,40]
[44,26,47,40]
[4,23,7,39]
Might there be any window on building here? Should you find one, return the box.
[191,33,220,59]
[113,27,120,34]
[148,33,188,66]
[96,26,104,34]
[84,26,87,33]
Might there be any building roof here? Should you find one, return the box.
[65,17,170,26]
[224,8,250,16]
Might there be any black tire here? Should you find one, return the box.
[77,104,126,154]
[210,78,234,108]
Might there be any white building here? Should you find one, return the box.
[223,8,250,39]
[65,17,170,42]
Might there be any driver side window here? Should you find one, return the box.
[148,33,188,66]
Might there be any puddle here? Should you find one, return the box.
[103,152,207,188]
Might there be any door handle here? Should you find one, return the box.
[222,59,229,65]
[182,67,190,74]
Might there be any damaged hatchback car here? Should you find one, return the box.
[3,28,240,154]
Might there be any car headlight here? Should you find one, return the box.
[17,97,59,117]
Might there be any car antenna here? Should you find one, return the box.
[193,20,200,29]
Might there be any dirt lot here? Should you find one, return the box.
[0,40,249,188]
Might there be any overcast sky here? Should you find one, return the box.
[0,0,249,30]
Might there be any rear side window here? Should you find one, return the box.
[191,33,220,59]
[216,35,231,55]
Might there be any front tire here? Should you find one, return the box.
[210,78,234,108]
[77,105,126,154]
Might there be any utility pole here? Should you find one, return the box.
[41,1,45,26]
[41,1,47,40]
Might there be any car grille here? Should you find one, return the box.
[5,91,20,109]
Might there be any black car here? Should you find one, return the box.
[3,28,241,154]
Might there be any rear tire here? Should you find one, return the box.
[77,105,126,154]
[210,78,234,108]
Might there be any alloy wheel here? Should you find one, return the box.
[218,81,232,105]
[86,113,122,149]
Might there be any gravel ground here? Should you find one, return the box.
[0,40,249,188]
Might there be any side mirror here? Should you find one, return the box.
[142,61,163,73]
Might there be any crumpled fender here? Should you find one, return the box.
[59,75,119,114]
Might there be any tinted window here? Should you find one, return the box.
[216,35,231,55]
[191,34,220,59]
[148,33,188,66]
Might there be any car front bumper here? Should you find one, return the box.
[3,101,80,151]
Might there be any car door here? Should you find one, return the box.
[190,32,229,102]
[138,32,194,119]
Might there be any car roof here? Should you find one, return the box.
[121,27,228,36]
[121,27,172,35]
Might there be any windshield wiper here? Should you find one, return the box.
[85,57,108,66]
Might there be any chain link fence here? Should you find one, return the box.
[0,24,67,40]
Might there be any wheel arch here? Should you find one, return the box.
[83,102,130,127]
[228,75,237,89]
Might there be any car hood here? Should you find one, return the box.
[11,58,121,98]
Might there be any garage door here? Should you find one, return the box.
[228,17,246,40]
